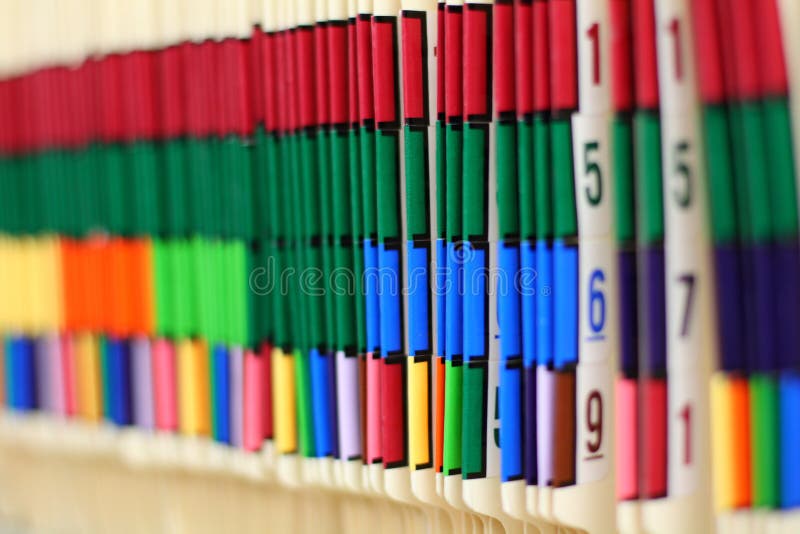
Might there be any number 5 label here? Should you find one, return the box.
[572,113,613,239]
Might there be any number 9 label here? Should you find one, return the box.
[576,360,612,485]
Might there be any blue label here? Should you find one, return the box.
[10,337,35,411]
[521,241,537,368]
[436,239,447,357]
[553,240,578,369]
[536,240,553,367]
[212,344,231,444]
[618,250,638,377]
[464,242,487,361]
[408,242,431,356]
[714,245,746,372]
[499,241,521,361]
[500,362,524,481]
[364,239,381,352]
[746,243,776,372]
[524,365,538,485]
[642,247,666,373]
[775,241,800,370]
[107,338,132,427]
[310,348,333,457]
[3,336,13,408]
[780,371,800,508]
[446,241,464,360]
[378,243,404,356]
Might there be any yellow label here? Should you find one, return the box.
[177,339,211,436]
[272,347,297,454]
[710,372,733,511]
[408,356,430,469]
[75,333,102,422]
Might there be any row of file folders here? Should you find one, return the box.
[0,0,799,532]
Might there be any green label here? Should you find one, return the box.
[517,119,536,240]
[731,102,771,243]
[294,348,316,457]
[404,125,431,240]
[436,121,447,238]
[497,121,520,239]
[463,124,489,241]
[763,98,798,239]
[360,127,378,238]
[443,360,463,475]
[635,111,664,244]
[446,124,463,241]
[750,374,779,507]
[462,362,488,478]
[552,119,577,239]
[376,130,402,243]
[613,116,635,244]
[703,105,738,244]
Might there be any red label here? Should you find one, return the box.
[381,358,407,468]
[402,12,427,124]
[158,45,185,139]
[221,39,253,136]
[315,24,331,126]
[641,378,667,499]
[495,1,516,118]
[436,4,446,118]
[464,4,491,121]
[632,0,659,109]
[122,51,158,140]
[533,0,550,112]
[81,63,99,146]
[755,0,788,96]
[515,0,533,116]
[348,21,360,125]
[284,31,298,132]
[609,0,633,112]
[183,43,213,137]
[329,23,349,125]
[296,27,317,129]
[445,5,463,121]
[276,32,288,132]
[689,0,726,103]
[549,0,577,112]
[14,75,29,151]
[372,17,400,129]
[28,69,52,149]
[357,16,375,124]
[70,64,93,147]
[262,32,279,133]
[259,341,274,440]
[99,54,125,141]
[249,29,266,128]
[719,0,760,100]
[0,80,10,152]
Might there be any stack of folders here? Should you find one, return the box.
[0,1,799,533]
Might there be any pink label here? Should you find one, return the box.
[152,338,177,431]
